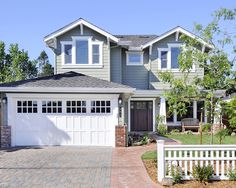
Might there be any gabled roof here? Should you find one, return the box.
[141,26,214,49]
[44,18,119,43]
[115,35,158,49]
[0,71,134,93]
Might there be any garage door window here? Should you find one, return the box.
[42,101,62,113]
[91,100,111,113]
[66,100,86,113]
[17,101,37,113]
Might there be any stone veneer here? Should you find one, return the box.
[115,125,127,147]
[1,125,11,147]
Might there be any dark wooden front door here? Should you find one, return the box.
[131,101,153,131]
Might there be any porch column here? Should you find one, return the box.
[193,101,197,119]
[159,97,166,124]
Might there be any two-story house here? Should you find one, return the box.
[0,18,213,147]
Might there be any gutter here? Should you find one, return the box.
[0,87,135,94]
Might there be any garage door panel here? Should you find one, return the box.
[80,131,91,145]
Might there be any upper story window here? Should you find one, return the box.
[160,51,168,69]
[61,36,103,67]
[61,42,72,64]
[158,43,194,71]
[126,51,143,66]
[171,47,180,69]
[76,39,88,64]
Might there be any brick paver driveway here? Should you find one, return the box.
[0,147,112,188]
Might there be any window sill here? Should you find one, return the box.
[158,69,196,73]
[61,64,104,69]
[126,63,143,66]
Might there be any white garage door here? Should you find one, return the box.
[9,94,118,147]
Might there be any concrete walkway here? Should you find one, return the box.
[111,144,163,188]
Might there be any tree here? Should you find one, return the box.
[0,42,38,83]
[40,63,54,77]
[37,51,54,77]
[159,8,236,144]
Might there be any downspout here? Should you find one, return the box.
[148,45,153,89]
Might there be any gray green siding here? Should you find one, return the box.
[149,34,204,89]
[121,48,149,89]
[55,25,110,81]
[110,47,122,83]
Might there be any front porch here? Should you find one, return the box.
[120,90,209,133]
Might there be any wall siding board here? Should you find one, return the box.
[110,47,122,83]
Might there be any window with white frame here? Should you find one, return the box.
[126,52,143,65]
[61,36,103,66]
[160,50,168,69]
[158,44,188,71]
[61,42,72,64]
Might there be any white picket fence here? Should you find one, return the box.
[157,140,236,182]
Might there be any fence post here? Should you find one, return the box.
[157,140,165,182]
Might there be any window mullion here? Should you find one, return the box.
[88,38,92,65]
[167,50,171,69]
[72,40,76,65]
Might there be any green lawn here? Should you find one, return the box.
[141,134,236,160]
[141,150,157,160]
[166,134,236,145]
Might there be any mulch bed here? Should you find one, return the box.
[142,159,236,188]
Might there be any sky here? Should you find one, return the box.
[1,0,236,67]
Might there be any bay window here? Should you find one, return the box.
[61,36,103,67]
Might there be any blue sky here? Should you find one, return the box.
[1,0,235,66]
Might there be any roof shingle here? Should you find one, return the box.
[0,71,132,89]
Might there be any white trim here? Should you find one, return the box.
[60,41,73,65]
[92,41,103,65]
[61,36,103,67]
[128,97,156,132]
[80,23,83,35]
[0,87,135,93]
[44,19,119,43]
[142,26,213,49]
[175,31,179,41]
[126,51,144,66]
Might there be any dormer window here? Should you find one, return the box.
[126,51,143,66]
[61,36,103,67]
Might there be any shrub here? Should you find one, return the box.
[193,165,214,182]
[170,129,180,134]
[215,129,230,144]
[141,134,149,145]
[202,123,211,132]
[171,165,183,184]
[228,168,236,180]
[158,124,167,136]
[185,130,193,135]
